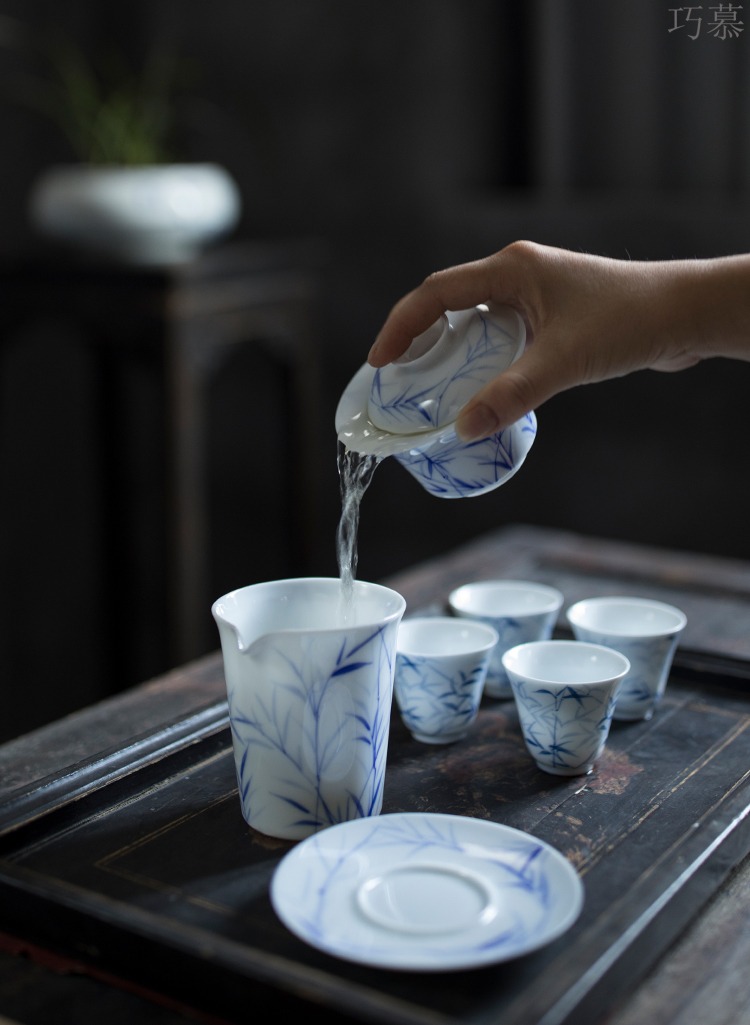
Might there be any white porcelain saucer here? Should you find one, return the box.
[270,812,583,971]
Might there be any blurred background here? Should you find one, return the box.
[1,0,749,742]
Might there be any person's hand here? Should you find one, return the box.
[367,241,749,441]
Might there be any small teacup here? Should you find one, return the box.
[394,616,498,744]
[566,596,687,721]
[448,580,564,699]
[502,640,630,776]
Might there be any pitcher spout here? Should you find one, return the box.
[211,595,252,653]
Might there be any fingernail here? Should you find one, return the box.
[367,336,383,365]
[456,402,499,441]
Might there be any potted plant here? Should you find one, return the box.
[3,20,241,265]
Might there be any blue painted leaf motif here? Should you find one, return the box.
[535,681,609,768]
[288,815,566,961]
[371,370,442,427]
[370,309,521,433]
[332,661,370,676]
[397,411,536,498]
[395,651,488,736]
[229,619,398,833]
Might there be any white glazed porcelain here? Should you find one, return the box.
[212,577,406,840]
[30,163,242,265]
[502,640,630,776]
[566,596,687,721]
[448,580,564,698]
[394,616,498,744]
[270,812,584,970]
[335,304,537,499]
[367,305,524,433]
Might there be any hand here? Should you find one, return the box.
[367,241,749,440]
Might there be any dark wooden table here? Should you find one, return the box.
[1,524,749,1025]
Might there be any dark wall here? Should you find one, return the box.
[1,0,749,742]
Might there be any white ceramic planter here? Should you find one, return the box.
[29,163,242,265]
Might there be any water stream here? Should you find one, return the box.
[336,441,382,615]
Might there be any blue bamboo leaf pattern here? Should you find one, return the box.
[395,649,489,740]
[271,813,580,966]
[226,619,399,837]
[396,412,536,499]
[370,372,440,427]
[370,309,521,431]
[512,679,617,772]
[331,661,370,676]
[570,631,679,717]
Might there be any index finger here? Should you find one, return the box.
[367,256,504,367]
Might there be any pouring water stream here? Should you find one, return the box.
[336,442,382,617]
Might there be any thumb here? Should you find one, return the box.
[455,341,581,440]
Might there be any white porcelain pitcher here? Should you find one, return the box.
[212,577,406,840]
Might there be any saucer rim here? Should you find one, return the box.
[270,811,584,971]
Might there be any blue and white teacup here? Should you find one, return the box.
[503,640,630,776]
[394,616,498,744]
[449,580,564,698]
[566,596,687,720]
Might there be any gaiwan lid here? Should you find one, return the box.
[367,304,525,435]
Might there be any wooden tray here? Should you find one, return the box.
[1,526,749,1025]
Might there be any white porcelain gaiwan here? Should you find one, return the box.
[335,303,537,498]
